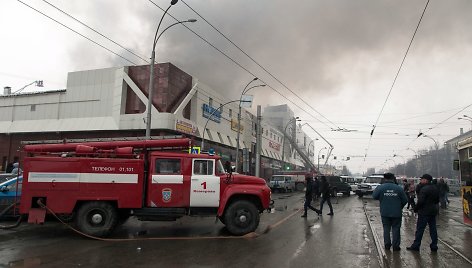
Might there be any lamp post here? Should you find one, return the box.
[393,154,406,176]
[423,134,440,177]
[281,117,301,164]
[235,78,265,173]
[146,0,196,138]
[406,147,421,175]
[458,116,472,130]
[201,99,250,151]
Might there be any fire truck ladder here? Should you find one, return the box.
[282,132,317,172]
[21,135,186,145]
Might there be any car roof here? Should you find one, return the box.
[0,176,21,187]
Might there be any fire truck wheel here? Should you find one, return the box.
[224,200,260,236]
[75,202,118,237]
[295,183,305,191]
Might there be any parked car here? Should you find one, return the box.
[356,174,383,197]
[0,176,21,214]
[319,175,352,196]
[269,175,295,193]
[0,173,16,183]
[341,176,364,192]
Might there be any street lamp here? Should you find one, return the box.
[201,99,250,151]
[281,117,301,163]
[145,0,196,138]
[422,134,440,177]
[235,78,265,173]
[458,116,472,130]
[393,154,406,176]
[406,147,421,175]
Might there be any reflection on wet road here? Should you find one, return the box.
[6,193,469,267]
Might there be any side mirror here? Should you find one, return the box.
[224,161,232,175]
[453,160,460,171]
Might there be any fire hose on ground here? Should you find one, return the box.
[0,202,22,229]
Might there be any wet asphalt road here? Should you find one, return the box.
[364,195,472,267]
[1,193,470,267]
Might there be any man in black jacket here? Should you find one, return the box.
[319,176,334,216]
[407,174,440,252]
[301,175,321,217]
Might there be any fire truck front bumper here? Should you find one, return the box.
[268,199,275,211]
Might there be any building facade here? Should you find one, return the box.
[0,63,312,179]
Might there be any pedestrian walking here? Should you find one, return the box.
[438,178,449,209]
[318,176,334,216]
[301,175,321,217]
[313,177,320,201]
[373,173,408,251]
[405,180,416,210]
[403,179,410,207]
[407,174,440,252]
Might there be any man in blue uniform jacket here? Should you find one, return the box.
[373,173,408,251]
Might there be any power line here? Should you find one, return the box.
[364,0,430,162]
[180,0,340,131]
[405,102,472,149]
[41,0,149,64]
[146,0,335,130]
[17,0,139,66]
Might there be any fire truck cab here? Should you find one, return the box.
[19,137,272,237]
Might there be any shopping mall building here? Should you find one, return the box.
[0,63,315,179]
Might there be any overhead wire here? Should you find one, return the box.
[146,0,336,131]
[40,0,149,64]
[180,0,341,131]
[364,0,430,164]
[18,0,338,133]
[404,102,472,149]
[16,0,139,66]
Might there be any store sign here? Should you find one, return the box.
[176,119,198,135]
[202,104,221,123]
[231,119,244,133]
[269,141,281,151]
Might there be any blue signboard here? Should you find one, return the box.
[202,103,221,123]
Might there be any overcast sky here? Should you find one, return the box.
[1,0,472,174]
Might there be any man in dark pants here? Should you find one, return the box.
[373,173,407,251]
[313,177,320,200]
[407,174,440,252]
[319,176,334,216]
[301,175,321,217]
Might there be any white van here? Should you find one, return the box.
[268,175,296,193]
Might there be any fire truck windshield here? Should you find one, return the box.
[216,159,226,175]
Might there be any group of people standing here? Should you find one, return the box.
[301,175,334,218]
[301,172,444,253]
[373,173,441,253]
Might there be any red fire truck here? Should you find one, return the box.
[19,137,272,237]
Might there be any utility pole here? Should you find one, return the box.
[255,105,262,177]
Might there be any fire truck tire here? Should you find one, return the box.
[295,183,305,191]
[75,202,118,237]
[224,200,259,236]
